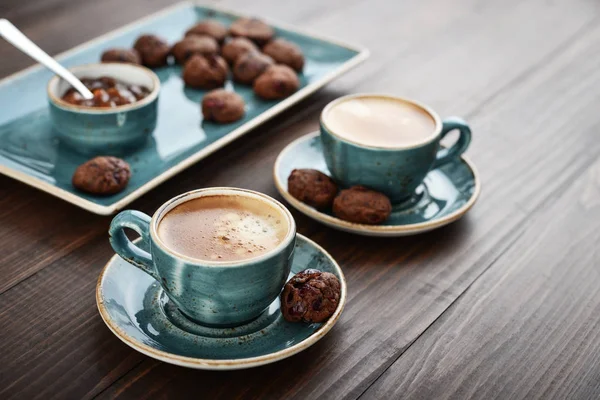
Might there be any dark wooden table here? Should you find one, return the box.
[2,0,600,398]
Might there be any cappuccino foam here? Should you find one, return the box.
[157,195,288,262]
[324,96,436,148]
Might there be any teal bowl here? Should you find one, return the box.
[47,63,160,155]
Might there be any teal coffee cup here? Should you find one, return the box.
[109,188,296,327]
[320,94,472,202]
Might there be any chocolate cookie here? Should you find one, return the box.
[133,34,171,67]
[229,17,274,46]
[202,89,245,123]
[232,51,274,84]
[253,65,299,100]
[288,169,338,209]
[100,48,141,64]
[221,37,258,65]
[185,19,228,43]
[262,39,304,72]
[332,186,392,224]
[72,156,131,195]
[281,269,341,323]
[183,54,229,89]
[171,35,219,64]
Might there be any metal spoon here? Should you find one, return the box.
[0,18,94,100]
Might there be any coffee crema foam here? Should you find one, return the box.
[324,96,436,148]
[157,195,288,262]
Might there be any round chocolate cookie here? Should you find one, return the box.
[185,19,228,43]
[288,169,338,209]
[332,186,392,224]
[133,34,171,67]
[72,156,131,195]
[202,89,245,123]
[221,37,258,65]
[183,54,229,89]
[262,39,304,72]
[232,51,274,84]
[229,17,274,46]
[281,269,341,323]
[100,48,141,64]
[253,64,299,100]
[171,35,219,64]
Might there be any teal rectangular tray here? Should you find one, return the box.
[0,2,368,215]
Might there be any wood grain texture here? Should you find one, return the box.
[1,0,600,398]
[363,152,600,399]
[359,21,600,399]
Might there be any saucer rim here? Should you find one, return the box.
[96,233,347,370]
[273,131,481,237]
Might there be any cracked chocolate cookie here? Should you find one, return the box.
[183,54,229,89]
[133,34,171,68]
[253,64,299,100]
[333,186,392,224]
[171,35,219,64]
[185,19,228,43]
[232,51,274,84]
[72,156,131,195]
[281,269,341,323]
[229,17,274,46]
[100,48,141,64]
[288,169,338,209]
[222,37,258,65]
[201,89,245,123]
[262,38,304,72]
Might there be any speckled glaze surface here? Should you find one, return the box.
[49,101,158,154]
[320,94,471,202]
[0,3,368,215]
[47,63,160,155]
[274,132,480,236]
[97,233,346,370]
[109,188,296,326]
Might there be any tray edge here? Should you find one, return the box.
[0,1,370,215]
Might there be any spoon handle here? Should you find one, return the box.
[0,18,94,100]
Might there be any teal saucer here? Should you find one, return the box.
[96,234,346,370]
[274,132,481,236]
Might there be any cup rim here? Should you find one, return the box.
[47,62,160,114]
[149,187,297,267]
[320,93,443,150]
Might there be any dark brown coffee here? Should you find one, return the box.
[157,195,288,262]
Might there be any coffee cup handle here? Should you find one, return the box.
[109,210,158,280]
[432,117,472,169]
